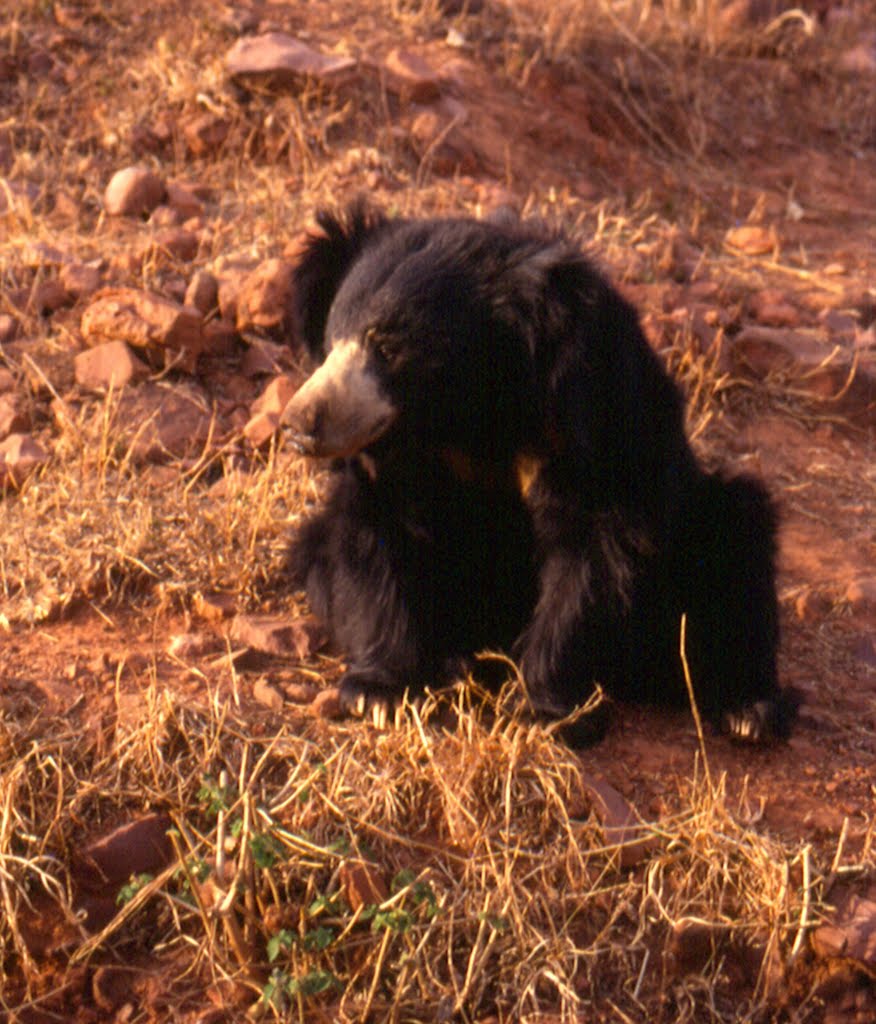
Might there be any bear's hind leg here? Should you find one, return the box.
[680,473,799,742]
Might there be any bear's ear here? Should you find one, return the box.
[293,199,389,359]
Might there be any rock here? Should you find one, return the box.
[185,270,219,316]
[72,813,174,930]
[578,773,654,869]
[0,395,29,439]
[845,577,876,615]
[217,268,249,322]
[245,372,302,447]
[60,262,101,301]
[383,49,441,103]
[243,410,281,448]
[167,632,222,659]
[74,341,150,390]
[667,919,720,975]
[240,338,290,377]
[731,327,824,378]
[283,681,319,704]
[0,433,49,488]
[182,112,231,157]
[838,42,876,75]
[749,289,800,328]
[408,100,481,176]
[225,33,357,89]
[724,224,777,256]
[253,676,284,711]
[731,326,876,424]
[81,287,204,372]
[104,166,166,218]
[229,614,324,658]
[339,859,388,912]
[94,381,217,463]
[312,686,343,720]
[202,318,239,357]
[251,374,302,418]
[0,313,18,344]
[151,227,200,262]
[150,204,182,228]
[288,615,326,659]
[165,181,205,220]
[193,591,237,621]
[812,888,876,965]
[32,279,70,314]
[236,258,296,337]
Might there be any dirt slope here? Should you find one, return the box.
[1,1,875,1021]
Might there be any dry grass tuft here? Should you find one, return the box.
[1,678,840,1022]
[0,392,313,621]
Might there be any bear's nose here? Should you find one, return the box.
[282,399,324,454]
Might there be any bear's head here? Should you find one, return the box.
[281,203,552,462]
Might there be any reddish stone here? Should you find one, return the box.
[202,318,239,356]
[0,394,29,439]
[0,433,49,488]
[724,224,777,256]
[236,258,296,337]
[81,287,204,372]
[240,338,289,377]
[193,592,237,621]
[185,270,219,316]
[74,340,150,390]
[229,614,325,658]
[152,227,200,262]
[578,772,654,869]
[0,313,18,344]
[312,686,343,720]
[166,181,205,220]
[225,33,357,88]
[104,166,166,217]
[60,262,101,301]
[384,49,441,103]
[183,112,231,156]
[340,859,388,911]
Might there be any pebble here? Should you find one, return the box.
[104,166,166,218]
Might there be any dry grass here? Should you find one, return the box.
[2,0,875,1020]
[0,390,313,621]
[2,677,851,1022]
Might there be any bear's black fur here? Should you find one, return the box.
[287,441,537,712]
[283,202,798,742]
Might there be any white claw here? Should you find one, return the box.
[354,694,366,717]
[372,701,387,730]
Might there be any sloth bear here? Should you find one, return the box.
[282,202,798,743]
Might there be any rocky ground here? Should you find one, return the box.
[1,1,875,1021]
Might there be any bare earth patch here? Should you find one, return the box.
[1,1,875,1021]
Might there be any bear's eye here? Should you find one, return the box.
[364,327,396,365]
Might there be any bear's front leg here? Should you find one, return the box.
[514,544,623,746]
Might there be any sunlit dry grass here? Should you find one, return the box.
[2,0,875,1020]
[4,676,856,1022]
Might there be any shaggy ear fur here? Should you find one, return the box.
[294,199,389,358]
